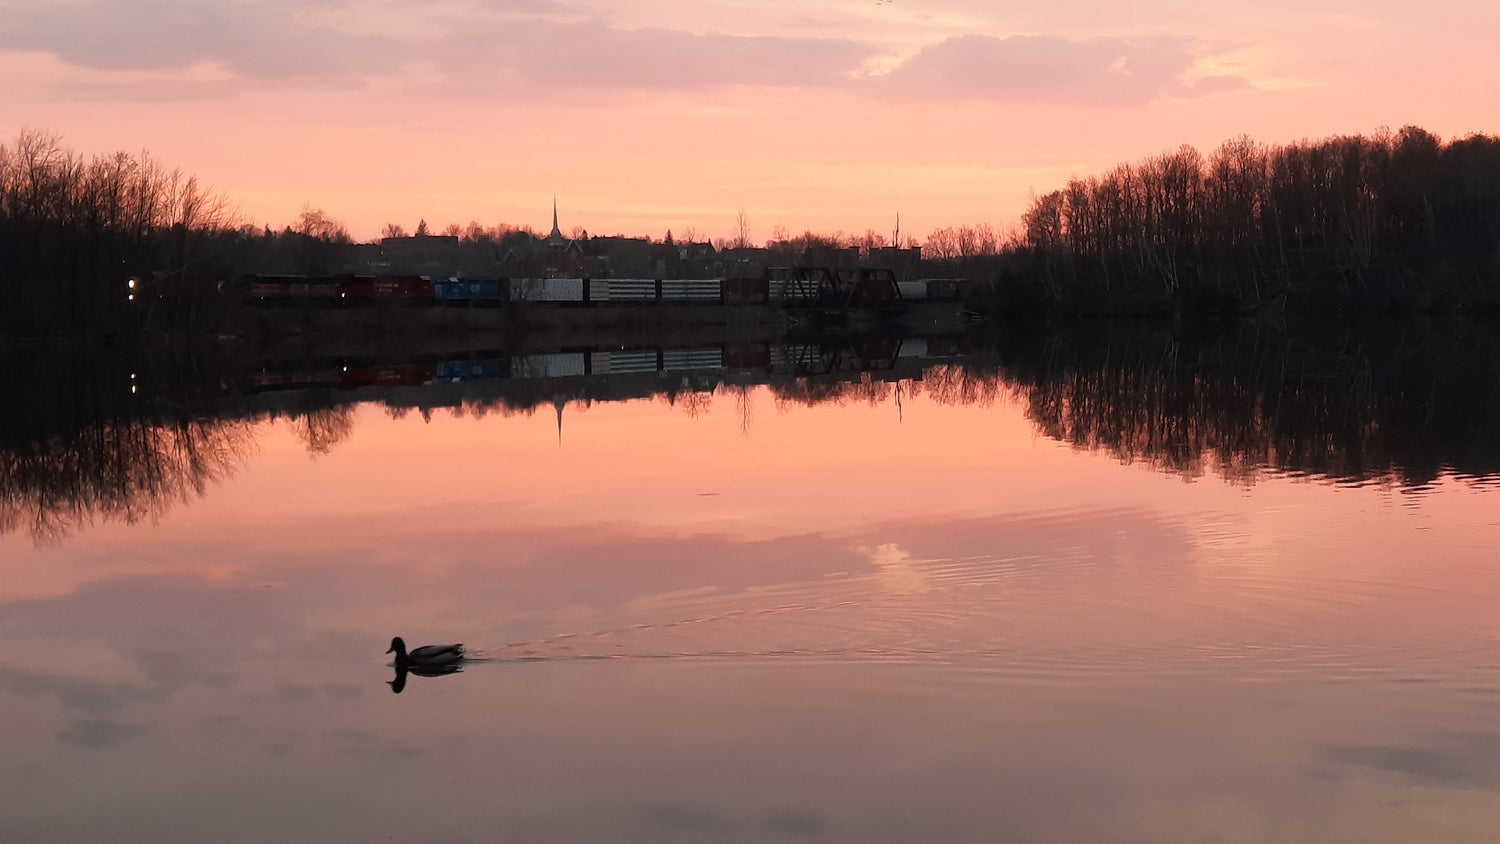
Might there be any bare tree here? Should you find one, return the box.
[924,226,958,261]
[292,406,357,456]
[298,205,348,241]
[733,208,752,249]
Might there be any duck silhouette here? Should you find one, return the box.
[386,636,464,668]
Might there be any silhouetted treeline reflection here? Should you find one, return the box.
[4,324,1497,541]
[994,321,1500,486]
[0,343,257,541]
[1,412,255,543]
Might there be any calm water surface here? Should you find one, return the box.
[4,376,1500,842]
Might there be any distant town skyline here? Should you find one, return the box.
[4,0,1496,241]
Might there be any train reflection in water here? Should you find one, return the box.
[241,335,963,406]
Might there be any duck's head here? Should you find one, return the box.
[386,636,407,658]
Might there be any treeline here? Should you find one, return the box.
[0,130,359,335]
[1008,126,1500,315]
[10,125,1499,333]
[382,218,541,247]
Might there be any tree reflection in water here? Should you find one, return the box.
[4,323,1497,543]
[995,323,1500,486]
[1,415,256,543]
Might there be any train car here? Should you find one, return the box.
[434,358,507,382]
[581,278,724,303]
[586,278,655,302]
[510,352,587,377]
[337,363,436,388]
[339,275,434,304]
[920,278,964,302]
[662,347,724,370]
[434,278,505,305]
[898,278,964,302]
[244,367,343,390]
[897,280,929,300]
[509,278,584,303]
[587,349,659,373]
[723,277,769,304]
[242,274,340,306]
[659,279,722,301]
[724,343,772,370]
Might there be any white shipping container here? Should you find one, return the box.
[510,353,586,378]
[590,350,659,374]
[897,338,929,357]
[510,278,584,302]
[607,279,658,301]
[660,279,721,300]
[662,348,723,370]
[897,280,929,300]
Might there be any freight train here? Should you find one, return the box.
[239,270,963,307]
[239,274,762,306]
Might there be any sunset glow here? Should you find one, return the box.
[5,0,1496,240]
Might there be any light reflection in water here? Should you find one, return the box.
[4,342,1500,842]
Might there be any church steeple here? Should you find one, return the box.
[547,196,564,245]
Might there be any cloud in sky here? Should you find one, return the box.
[9,0,1484,241]
[876,34,1248,103]
[4,0,871,91]
[4,0,385,80]
[4,0,1243,103]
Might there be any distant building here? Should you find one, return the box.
[379,234,459,262]
[363,201,917,281]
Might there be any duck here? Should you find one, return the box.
[387,636,464,668]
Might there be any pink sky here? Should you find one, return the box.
[3,0,1497,242]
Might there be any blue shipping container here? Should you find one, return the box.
[435,359,506,381]
[435,278,504,301]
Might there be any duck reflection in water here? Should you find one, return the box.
[386,636,465,694]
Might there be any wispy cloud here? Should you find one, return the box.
[873,34,1249,104]
[445,20,874,91]
[4,1,1247,104]
[4,0,388,80]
